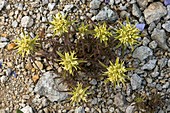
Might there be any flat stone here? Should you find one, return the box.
[114,93,125,107]
[141,59,157,70]
[33,61,43,70]
[21,105,33,113]
[21,16,34,27]
[48,3,56,11]
[162,21,170,32]
[0,42,8,48]
[144,2,167,24]
[132,4,141,17]
[90,0,101,9]
[131,74,142,90]
[132,46,153,61]
[151,28,170,51]
[126,105,135,113]
[92,6,118,22]
[34,72,68,102]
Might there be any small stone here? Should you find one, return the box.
[21,105,33,113]
[89,79,97,85]
[32,75,40,83]
[158,58,168,70]
[0,37,8,42]
[137,0,148,8]
[48,3,56,11]
[132,4,141,17]
[6,68,12,76]
[109,0,114,6]
[90,0,101,9]
[63,4,74,12]
[162,82,169,89]
[0,16,5,25]
[0,76,8,83]
[0,0,6,11]
[162,21,170,32]
[132,46,153,61]
[146,78,152,84]
[168,59,170,67]
[75,106,85,113]
[126,105,135,113]
[7,43,16,50]
[25,62,33,70]
[12,20,18,27]
[21,16,34,28]
[131,74,142,90]
[142,37,150,46]
[0,42,8,48]
[144,2,167,24]
[42,0,49,5]
[141,59,157,70]
[149,41,157,49]
[114,93,125,107]
[33,61,43,70]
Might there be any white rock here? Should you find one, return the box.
[21,105,33,113]
[21,16,34,27]
[0,76,8,83]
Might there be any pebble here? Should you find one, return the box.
[137,0,148,8]
[92,6,118,22]
[131,74,142,90]
[132,46,153,61]
[48,3,56,11]
[142,37,150,46]
[168,59,170,67]
[75,106,85,113]
[158,58,168,70]
[90,0,101,9]
[0,75,8,83]
[21,16,34,28]
[144,2,167,24]
[132,4,141,17]
[89,79,97,85]
[149,40,157,49]
[162,21,170,32]
[126,105,135,113]
[0,0,6,11]
[63,4,74,12]
[20,105,33,113]
[114,93,125,107]
[151,28,170,51]
[162,82,169,89]
[33,61,43,70]
[12,20,18,28]
[6,68,12,76]
[0,37,8,42]
[141,59,157,70]
[0,42,8,48]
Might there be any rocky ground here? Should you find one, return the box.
[0,0,170,113]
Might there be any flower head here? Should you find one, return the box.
[94,22,112,46]
[14,32,38,57]
[57,51,85,75]
[104,57,127,87]
[50,13,71,36]
[70,82,90,104]
[115,18,141,49]
[78,23,89,36]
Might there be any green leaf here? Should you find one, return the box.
[16,109,23,113]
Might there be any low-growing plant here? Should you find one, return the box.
[14,31,39,57]
[57,51,86,76]
[94,22,112,46]
[115,17,141,50]
[69,82,90,104]
[101,57,128,87]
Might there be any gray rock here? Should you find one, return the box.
[21,105,33,113]
[0,76,8,83]
[92,6,118,22]
[6,68,12,76]
[141,59,157,70]
[144,2,167,24]
[48,3,56,11]
[162,21,170,32]
[0,0,6,11]
[149,41,157,49]
[132,46,153,61]
[142,37,150,46]
[42,0,49,5]
[109,0,114,6]
[126,104,135,113]
[158,58,168,70]
[148,22,156,33]
[137,0,148,8]
[89,79,97,85]
[0,42,8,48]
[132,4,141,17]
[91,98,98,105]
[151,28,170,51]
[21,16,34,28]
[34,72,68,102]
[162,82,169,89]
[17,3,23,10]
[115,0,120,4]
[131,74,142,90]
[114,93,125,107]
[168,59,170,67]
[90,0,101,9]
[63,4,74,12]
[12,20,18,28]
[75,106,85,113]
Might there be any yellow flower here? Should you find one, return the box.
[115,17,141,50]
[78,23,89,36]
[69,82,90,104]
[104,57,127,87]
[14,32,38,57]
[94,22,112,46]
[57,51,85,75]
[50,13,71,36]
